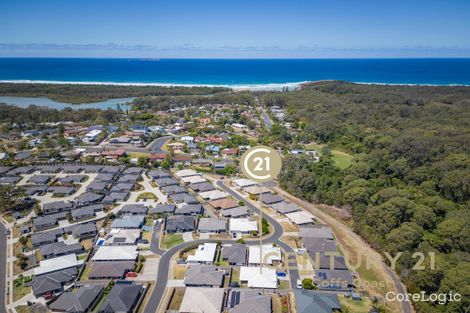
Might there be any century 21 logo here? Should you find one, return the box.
[240,146,282,183]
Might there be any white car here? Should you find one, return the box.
[296,279,303,289]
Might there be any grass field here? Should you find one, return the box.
[167,288,185,311]
[305,142,353,169]
[137,192,158,201]
[15,305,29,313]
[162,234,183,249]
[127,152,151,159]
[339,294,372,313]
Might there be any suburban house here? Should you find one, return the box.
[187,243,218,264]
[111,215,144,229]
[184,265,224,287]
[179,287,225,313]
[229,218,258,236]
[165,216,196,233]
[148,204,176,215]
[221,206,250,218]
[88,261,135,280]
[239,266,278,289]
[248,244,282,266]
[49,284,104,312]
[97,282,143,313]
[293,290,341,313]
[92,245,138,262]
[43,201,73,215]
[226,289,271,313]
[221,244,247,266]
[197,218,227,233]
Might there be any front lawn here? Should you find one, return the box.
[161,234,183,249]
[137,192,158,201]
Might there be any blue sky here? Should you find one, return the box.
[1,0,470,58]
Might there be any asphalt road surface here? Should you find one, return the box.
[148,136,172,154]
[143,180,299,313]
[0,223,8,313]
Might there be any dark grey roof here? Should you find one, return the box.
[98,282,142,313]
[299,225,334,239]
[121,204,148,215]
[37,165,62,173]
[87,181,109,191]
[111,216,144,229]
[32,268,77,296]
[33,215,59,228]
[123,167,143,175]
[49,284,104,313]
[294,290,341,313]
[170,193,198,204]
[43,201,73,213]
[83,165,104,173]
[75,192,103,204]
[88,261,135,279]
[302,238,337,253]
[161,185,186,194]
[0,166,12,175]
[118,174,140,183]
[165,216,195,232]
[68,223,97,238]
[270,201,302,214]
[40,242,83,258]
[308,252,348,270]
[314,269,354,289]
[25,185,49,195]
[154,177,178,187]
[103,192,129,203]
[221,244,247,265]
[221,206,250,218]
[58,175,87,184]
[31,232,57,246]
[189,182,216,192]
[28,175,53,184]
[99,166,122,174]
[62,165,84,173]
[49,186,77,195]
[228,289,271,313]
[174,204,203,215]
[7,166,35,175]
[198,218,226,232]
[184,265,224,287]
[261,194,284,205]
[0,176,22,185]
[110,183,133,193]
[148,204,175,214]
[147,170,170,179]
[95,173,115,182]
[71,207,95,219]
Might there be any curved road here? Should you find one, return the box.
[0,223,8,313]
[144,180,298,313]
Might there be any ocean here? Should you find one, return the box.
[1,58,470,88]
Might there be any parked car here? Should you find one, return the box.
[126,272,138,278]
[297,279,303,289]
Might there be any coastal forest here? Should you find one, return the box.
[263,81,470,313]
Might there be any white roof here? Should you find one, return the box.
[232,178,257,188]
[285,211,315,225]
[248,244,282,265]
[174,169,200,178]
[198,189,228,200]
[91,245,138,261]
[239,266,277,289]
[181,136,194,141]
[187,243,217,263]
[181,175,207,184]
[229,218,258,233]
[34,254,83,276]
[85,129,101,137]
[179,287,225,313]
[105,229,140,245]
